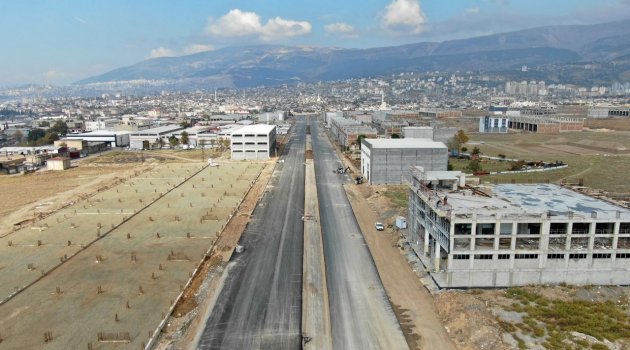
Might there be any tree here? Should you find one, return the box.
[471,146,480,155]
[180,131,189,146]
[50,120,68,135]
[461,146,468,153]
[356,134,367,149]
[142,140,150,150]
[454,130,469,145]
[391,133,400,139]
[39,121,50,127]
[168,135,180,147]
[27,128,46,143]
[155,137,164,149]
[466,160,482,173]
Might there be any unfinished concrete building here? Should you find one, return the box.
[508,115,584,134]
[361,139,447,185]
[407,167,630,288]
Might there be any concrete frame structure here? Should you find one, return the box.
[360,138,447,185]
[231,124,277,160]
[508,115,584,134]
[588,106,630,118]
[407,167,630,288]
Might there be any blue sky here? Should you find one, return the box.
[1,0,629,85]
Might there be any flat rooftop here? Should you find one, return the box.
[364,138,447,149]
[231,124,276,135]
[131,125,183,135]
[443,184,630,220]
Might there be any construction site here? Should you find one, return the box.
[0,158,264,349]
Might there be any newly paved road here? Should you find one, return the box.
[311,120,409,350]
[197,121,306,349]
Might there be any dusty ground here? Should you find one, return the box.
[465,130,630,193]
[0,153,263,349]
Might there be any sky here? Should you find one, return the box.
[1,0,629,86]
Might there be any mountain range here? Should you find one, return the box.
[78,19,630,88]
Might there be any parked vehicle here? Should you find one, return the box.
[375,222,384,231]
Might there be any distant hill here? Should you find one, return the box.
[77,19,630,88]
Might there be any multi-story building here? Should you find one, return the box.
[479,115,509,133]
[231,124,276,160]
[407,167,630,288]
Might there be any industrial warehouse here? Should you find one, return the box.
[360,138,447,185]
[407,166,630,288]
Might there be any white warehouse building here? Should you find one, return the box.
[407,166,630,288]
[360,138,448,185]
[231,124,277,160]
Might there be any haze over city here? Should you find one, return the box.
[1,1,630,350]
[2,0,630,85]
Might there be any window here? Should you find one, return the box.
[245,134,255,137]
[616,253,630,259]
[498,254,510,260]
[569,253,587,259]
[549,222,568,235]
[245,150,255,152]
[572,223,590,235]
[474,254,493,260]
[547,254,565,259]
[593,253,611,259]
[233,150,242,152]
[245,142,255,145]
[453,254,470,260]
[257,134,267,137]
[233,134,242,137]
[233,142,243,145]
[515,254,538,259]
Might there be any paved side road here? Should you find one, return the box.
[196,121,306,349]
[311,120,409,350]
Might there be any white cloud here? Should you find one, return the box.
[381,0,427,34]
[148,46,176,58]
[205,9,311,40]
[74,17,87,24]
[206,9,262,37]
[324,22,358,37]
[466,7,480,14]
[183,44,215,55]
[261,17,311,40]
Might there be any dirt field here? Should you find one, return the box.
[0,160,264,349]
[463,130,630,193]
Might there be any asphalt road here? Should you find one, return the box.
[197,121,306,349]
[310,120,409,350]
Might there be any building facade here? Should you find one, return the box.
[231,124,277,160]
[361,138,447,185]
[479,116,509,133]
[407,167,630,288]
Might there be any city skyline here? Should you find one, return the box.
[2,0,630,86]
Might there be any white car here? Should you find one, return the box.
[375,222,384,231]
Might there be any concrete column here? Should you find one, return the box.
[588,221,595,252]
[434,243,441,273]
[566,222,573,250]
[613,222,620,262]
[423,226,430,256]
[540,218,550,269]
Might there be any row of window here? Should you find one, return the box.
[233,134,270,137]
[232,150,268,153]
[453,253,630,260]
[233,142,268,145]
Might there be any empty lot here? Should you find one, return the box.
[0,161,263,349]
